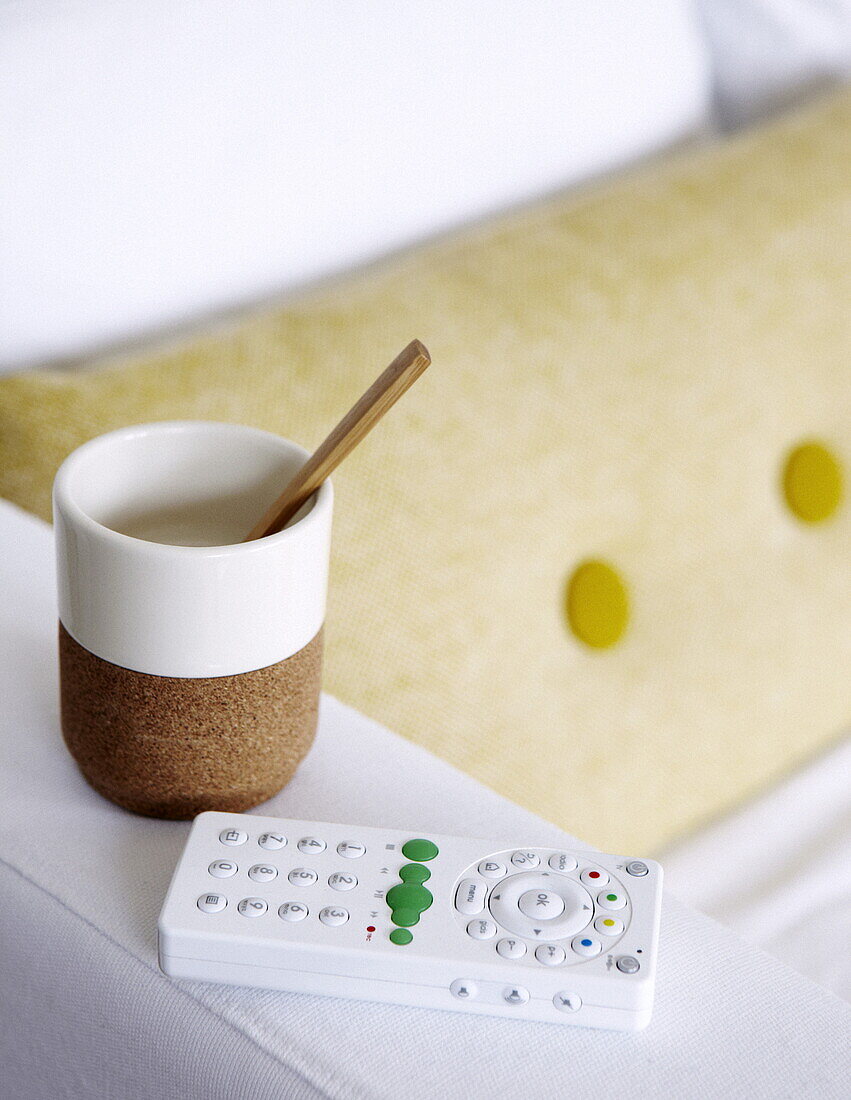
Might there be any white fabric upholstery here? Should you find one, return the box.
[664,734,851,1003]
[1,499,850,1099]
[0,1,711,370]
[695,0,851,126]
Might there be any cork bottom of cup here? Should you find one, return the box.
[59,622,322,819]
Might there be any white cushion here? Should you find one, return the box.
[1,499,849,1099]
[695,0,851,127]
[0,1,711,369]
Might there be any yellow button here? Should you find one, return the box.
[565,560,629,649]
[782,441,843,523]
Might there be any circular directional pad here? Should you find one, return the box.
[489,872,594,942]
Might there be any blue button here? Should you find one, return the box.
[581,938,592,946]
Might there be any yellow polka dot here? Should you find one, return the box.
[782,441,843,523]
[565,560,629,649]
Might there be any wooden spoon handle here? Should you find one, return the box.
[244,339,431,541]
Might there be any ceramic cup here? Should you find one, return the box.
[53,421,333,819]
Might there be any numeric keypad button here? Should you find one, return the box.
[328,872,358,891]
[278,902,309,922]
[319,906,349,926]
[288,867,318,887]
[298,837,326,854]
[467,918,497,940]
[496,938,527,959]
[219,828,247,846]
[248,864,278,883]
[478,859,507,879]
[208,860,237,878]
[511,851,540,869]
[258,832,286,850]
[197,893,227,913]
[336,842,366,859]
[548,852,578,873]
[237,897,268,917]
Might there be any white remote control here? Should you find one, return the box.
[158,811,663,1031]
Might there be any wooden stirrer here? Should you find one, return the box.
[244,339,431,541]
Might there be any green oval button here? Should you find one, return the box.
[386,883,433,912]
[391,907,420,927]
[399,863,431,884]
[401,839,439,861]
[389,928,413,945]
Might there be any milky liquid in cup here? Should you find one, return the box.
[106,496,253,546]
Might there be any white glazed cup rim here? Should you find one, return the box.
[53,420,332,556]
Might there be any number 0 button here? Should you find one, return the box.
[208,860,237,878]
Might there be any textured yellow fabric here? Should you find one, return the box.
[1,91,849,852]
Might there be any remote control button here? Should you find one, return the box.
[399,863,431,884]
[502,986,530,1006]
[319,906,349,926]
[389,928,413,945]
[478,859,508,879]
[489,872,594,941]
[571,935,602,957]
[626,860,649,877]
[580,868,608,887]
[278,902,309,922]
[336,841,366,859]
[497,937,527,959]
[237,897,268,917]
[511,851,540,869]
[467,918,497,940]
[535,944,566,966]
[219,828,247,846]
[258,832,286,850]
[288,867,318,887]
[328,872,358,891]
[197,893,227,913]
[597,890,626,911]
[208,860,237,878]
[595,916,624,936]
[617,955,641,974]
[401,839,439,862]
[553,991,582,1013]
[454,879,487,915]
[298,837,326,854]
[248,864,278,883]
[450,979,477,1000]
[386,882,433,928]
[548,852,578,873]
[518,889,565,920]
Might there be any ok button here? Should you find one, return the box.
[518,889,565,920]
